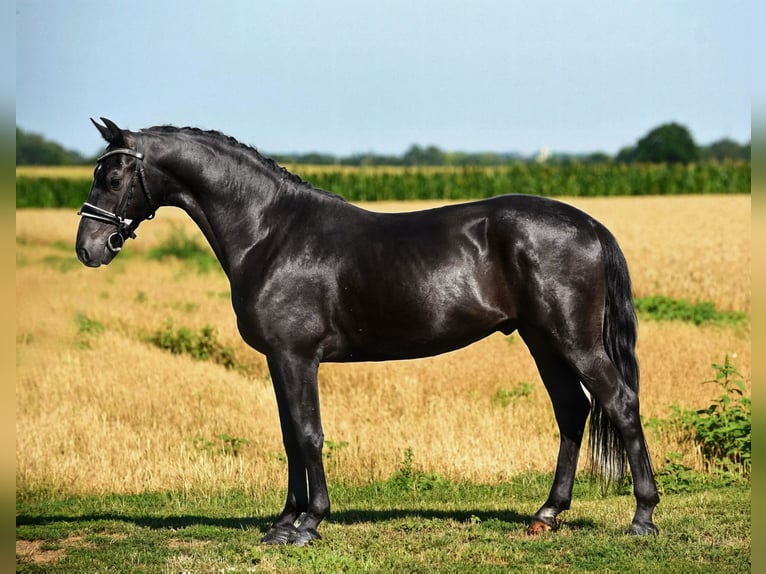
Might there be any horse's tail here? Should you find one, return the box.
[587,222,640,491]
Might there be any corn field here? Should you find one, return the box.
[16,162,750,208]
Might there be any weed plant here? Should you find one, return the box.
[675,355,750,475]
[387,448,450,492]
[74,312,104,349]
[147,226,220,273]
[649,355,751,483]
[147,322,241,371]
[492,382,535,407]
[195,434,251,457]
[634,296,747,326]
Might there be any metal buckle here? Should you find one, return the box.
[107,232,125,253]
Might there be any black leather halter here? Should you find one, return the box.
[78,138,156,253]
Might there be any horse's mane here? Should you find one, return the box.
[143,125,346,202]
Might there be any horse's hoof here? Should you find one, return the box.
[527,518,559,535]
[627,521,659,536]
[261,524,298,545]
[289,526,322,547]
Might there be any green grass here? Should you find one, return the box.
[634,296,748,326]
[147,225,221,273]
[146,322,243,371]
[17,474,749,573]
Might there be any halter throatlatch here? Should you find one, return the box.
[77,141,156,253]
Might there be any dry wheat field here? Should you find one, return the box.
[16,195,750,496]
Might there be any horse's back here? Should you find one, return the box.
[323,194,604,361]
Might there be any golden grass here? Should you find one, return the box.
[16,165,94,179]
[367,195,752,312]
[16,195,750,495]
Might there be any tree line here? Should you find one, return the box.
[16,122,750,166]
[16,127,90,165]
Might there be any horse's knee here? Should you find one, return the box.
[297,430,325,457]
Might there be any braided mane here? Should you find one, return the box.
[143,125,343,201]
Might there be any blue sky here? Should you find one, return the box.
[16,0,751,157]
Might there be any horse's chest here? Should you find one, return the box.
[230,278,333,354]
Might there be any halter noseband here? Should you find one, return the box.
[77,140,156,253]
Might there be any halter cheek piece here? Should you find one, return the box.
[77,140,156,253]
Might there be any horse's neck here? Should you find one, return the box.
[155,141,282,277]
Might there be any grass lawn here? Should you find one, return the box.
[16,474,750,573]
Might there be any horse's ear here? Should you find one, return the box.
[90,117,124,145]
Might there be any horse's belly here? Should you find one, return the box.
[325,313,515,363]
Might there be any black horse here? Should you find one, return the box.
[76,118,659,545]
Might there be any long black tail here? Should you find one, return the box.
[587,223,640,490]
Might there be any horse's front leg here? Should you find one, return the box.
[260,376,309,544]
[261,352,329,546]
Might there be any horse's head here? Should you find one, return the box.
[76,117,157,267]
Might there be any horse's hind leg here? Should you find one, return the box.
[573,353,659,535]
[521,327,591,534]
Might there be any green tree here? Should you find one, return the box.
[634,122,699,164]
[701,138,750,162]
[615,145,638,163]
[403,144,446,166]
[16,126,89,165]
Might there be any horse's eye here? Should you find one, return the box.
[110,177,122,190]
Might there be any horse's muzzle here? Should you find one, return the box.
[76,246,102,267]
[75,233,120,268]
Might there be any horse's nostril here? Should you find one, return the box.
[77,247,90,263]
